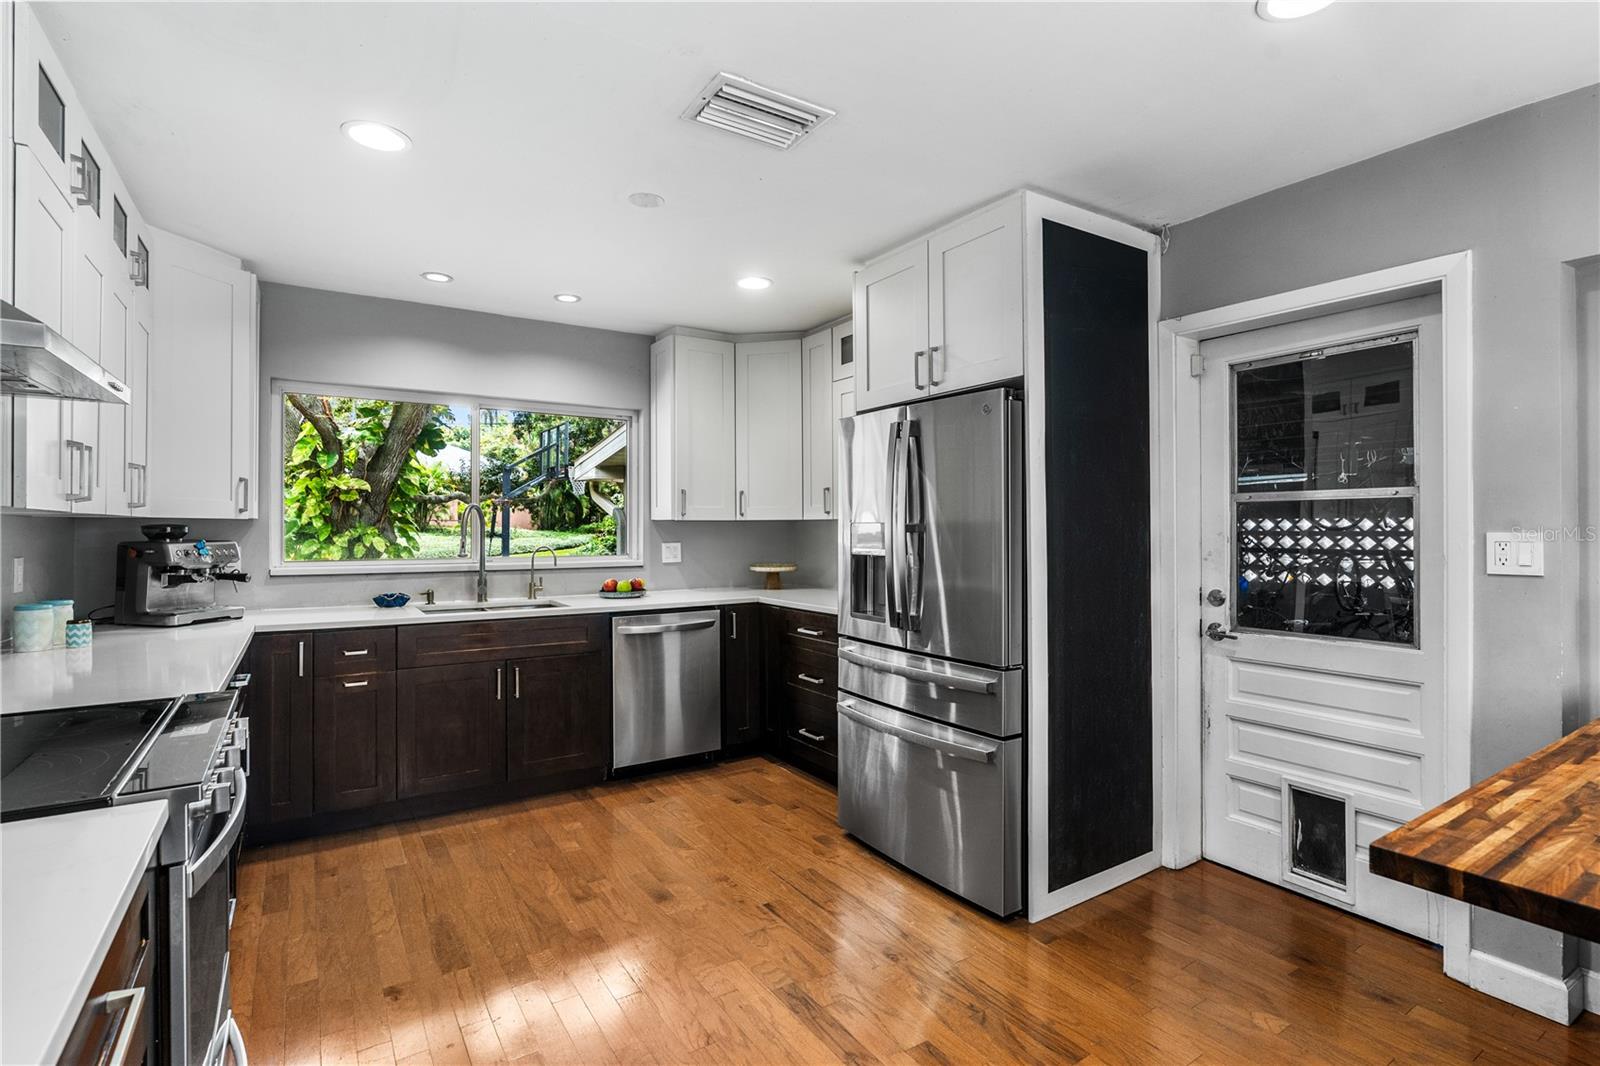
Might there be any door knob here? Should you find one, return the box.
[1206,588,1227,607]
[1204,622,1239,642]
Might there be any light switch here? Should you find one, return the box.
[660,541,682,564]
[1485,531,1544,576]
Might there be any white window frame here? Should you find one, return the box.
[268,378,643,576]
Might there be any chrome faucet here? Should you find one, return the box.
[529,545,558,599]
[458,503,490,603]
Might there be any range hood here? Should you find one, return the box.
[2,301,129,404]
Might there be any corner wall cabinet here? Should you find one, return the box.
[651,320,850,524]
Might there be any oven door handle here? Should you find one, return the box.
[225,1011,249,1066]
[187,767,247,898]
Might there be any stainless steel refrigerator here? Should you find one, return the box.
[835,386,1024,916]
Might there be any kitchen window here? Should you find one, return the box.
[272,383,637,574]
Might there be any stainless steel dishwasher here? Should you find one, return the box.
[612,610,722,769]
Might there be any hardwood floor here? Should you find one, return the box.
[231,756,1600,1065]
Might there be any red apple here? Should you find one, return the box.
[633,578,646,590]
[601,579,619,592]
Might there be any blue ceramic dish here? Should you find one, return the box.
[372,592,411,608]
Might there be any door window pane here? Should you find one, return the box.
[478,407,627,559]
[1236,496,1416,644]
[1235,338,1415,492]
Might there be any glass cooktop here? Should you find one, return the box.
[1,699,177,819]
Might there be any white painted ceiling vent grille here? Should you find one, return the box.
[680,73,835,150]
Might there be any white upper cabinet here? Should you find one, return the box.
[146,226,259,519]
[853,241,928,411]
[651,333,736,521]
[801,328,834,519]
[927,199,1023,396]
[734,338,803,521]
[852,196,1024,412]
[9,145,73,511]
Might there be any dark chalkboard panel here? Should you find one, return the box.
[1043,220,1153,891]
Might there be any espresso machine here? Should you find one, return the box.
[114,525,251,626]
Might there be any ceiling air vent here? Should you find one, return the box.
[680,73,835,150]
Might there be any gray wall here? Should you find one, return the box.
[8,283,840,621]
[0,514,77,627]
[1163,85,1600,978]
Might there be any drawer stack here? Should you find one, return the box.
[59,872,155,1066]
[768,607,839,782]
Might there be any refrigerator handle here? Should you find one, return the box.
[885,420,904,629]
[904,424,925,632]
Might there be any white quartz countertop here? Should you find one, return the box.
[1,803,168,1066]
[1,586,836,713]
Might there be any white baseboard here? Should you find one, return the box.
[1467,949,1583,1024]
[1584,968,1600,1015]
[1027,850,1160,922]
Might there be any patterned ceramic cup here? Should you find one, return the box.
[11,604,54,652]
[65,620,94,648]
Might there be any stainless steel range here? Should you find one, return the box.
[2,685,252,1066]
[836,386,1025,916]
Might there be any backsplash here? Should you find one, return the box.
[65,515,839,615]
[0,515,77,629]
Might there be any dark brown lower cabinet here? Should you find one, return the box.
[313,672,397,812]
[396,661,507,798]
[246,630,314,824]
[721,603,762,747]
[507,617,610,781]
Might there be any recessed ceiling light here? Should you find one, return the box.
[628,192,665,208]
[420,271,453,283]
[554,293,582,304]
[1255,0,1335,21]
[341,120,411,152]
[737,276,772,291]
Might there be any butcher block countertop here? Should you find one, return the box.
[1370,718,1600,941]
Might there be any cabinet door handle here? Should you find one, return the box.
[730,610,738,640]
[69,153,94,206]
[913,349,927,390]
[928,344,942,387]
[298,640,305,677]
[797,728,826,743]
[738,489,746,517]
[342,679,368,689]
[88,444,97,490]
[341,648,369,657]
[496,666,503,700]
[236,476,249,514]
[797,673,826,686]
[795,626,824,637]
[680,488,687,517]
[823,486,830,515]
[514,666,521,699]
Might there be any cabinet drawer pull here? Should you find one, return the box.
[797,673,826,686]
[88,985,146,1066]
[514,665,521,699]
[795,626,824,637]
[341,648,369,657]
[298,640,305,677]
[342,679,368,689]
[497,666,503,700]
[797,728,827,743]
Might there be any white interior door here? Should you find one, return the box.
[1198,296,1445,940]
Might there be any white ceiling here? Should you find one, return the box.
[35,2,1599,337]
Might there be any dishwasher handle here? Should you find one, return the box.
[615,618,718,636]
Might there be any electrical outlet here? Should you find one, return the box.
[660,541,682,564]
[10,557,23,594]
[1485,531,1544,576]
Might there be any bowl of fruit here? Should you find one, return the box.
[598,577,646,599]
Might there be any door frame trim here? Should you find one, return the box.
[1153,251,1474,978]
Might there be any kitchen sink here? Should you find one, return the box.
[416,599,567,614]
